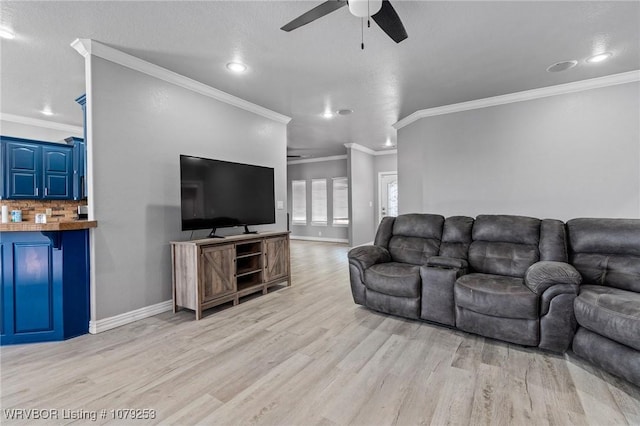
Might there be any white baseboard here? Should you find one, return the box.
[290,235,349,244]
[89,300,173,334]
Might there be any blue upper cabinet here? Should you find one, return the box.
[65,136,86,200]
[5,140,41,199]
[1,136,73,200]
[75,94,88,200]
[42,145,73,199]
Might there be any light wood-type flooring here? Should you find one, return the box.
[2,241,639,425]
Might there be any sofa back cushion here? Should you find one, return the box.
[387,214,444,265]
[439,216,474,259]
[567,218,640,292]
[469,215,541,277]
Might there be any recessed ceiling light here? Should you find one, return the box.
[546,60,578,73]
[40,108,53,116]
[322,111,334,119]
[385,138,393,147]
[0,27,15,40]
[336,109,353,116]
[586,52,612,64]
[226,62,247,73]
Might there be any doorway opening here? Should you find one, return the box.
[378,172,398,224]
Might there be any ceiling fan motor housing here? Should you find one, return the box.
[348,0,383,17]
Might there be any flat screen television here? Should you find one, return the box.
[180,155,275,237]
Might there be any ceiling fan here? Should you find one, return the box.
[281,0,408,47]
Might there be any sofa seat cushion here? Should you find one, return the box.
[364,262,421,298]
[455,273,538,320]
[574,285,640,351]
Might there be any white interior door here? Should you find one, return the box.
[379,172,398,223]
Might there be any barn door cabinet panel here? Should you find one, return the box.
[201,244,236,302]
[264,236,290,284]
[171,231,290,320]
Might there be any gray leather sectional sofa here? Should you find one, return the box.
[348,214,639,386]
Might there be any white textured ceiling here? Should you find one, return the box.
[1,1,639,157]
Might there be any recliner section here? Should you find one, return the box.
[348,214,640,386]
[568,218,640,386]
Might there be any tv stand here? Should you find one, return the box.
[243,225,258,235]
[171,231,290,320]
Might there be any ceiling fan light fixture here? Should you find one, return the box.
[348,0,382,18]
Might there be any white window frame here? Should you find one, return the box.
[311,178,328,226]
[291,180,307,225]
[332,177,349,226]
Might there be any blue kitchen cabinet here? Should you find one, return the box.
[1,136,73,200]
[0,140,4,199]
[3,139,41,199]
[65,136,86,200]
[74,93,88,200]
[42,145,73,199]
[0,230,89,344]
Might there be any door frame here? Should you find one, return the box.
[377,171,398,225]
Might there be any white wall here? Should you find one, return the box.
[398,82,640,221]
[0,119,82,142]
[89,56,288,320]
[348,148,376,246]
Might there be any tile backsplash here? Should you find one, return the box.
[1,200,88,222]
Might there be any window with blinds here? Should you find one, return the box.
[291,180,307,224]
[311,179,328,225]
[332,177,349,225]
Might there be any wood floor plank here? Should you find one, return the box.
[1,240,638,425]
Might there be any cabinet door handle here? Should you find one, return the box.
[35,187,39,196]
[44,187,48,197]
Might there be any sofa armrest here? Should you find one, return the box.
[426,256,468,270]
[524,261,582,296]
[348,245,391,274]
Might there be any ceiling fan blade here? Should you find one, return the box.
[372,0,408,43]
[281,1,347,32]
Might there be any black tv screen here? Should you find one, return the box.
[180,155,275,231]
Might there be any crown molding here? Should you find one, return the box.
[0,113,83,135]
[394,70,640,130]
[344,143,397,156]
[287,154,347,165]
[344,143,376,155]
[70,39,292,125]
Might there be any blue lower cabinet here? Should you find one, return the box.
[0,230,89,345]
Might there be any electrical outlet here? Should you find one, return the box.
[318,231,322,237]
[45,208,52,216]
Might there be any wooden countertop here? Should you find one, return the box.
[0,220,97,232]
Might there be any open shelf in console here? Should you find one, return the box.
[236,253,262,276]
[236,241,262,257]
[237,272,263,296]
